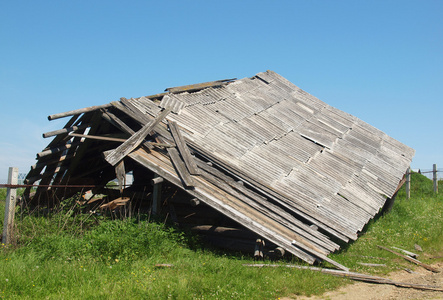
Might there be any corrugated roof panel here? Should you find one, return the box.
[166,109,213,137]
[184,104,229,127]
[248,146,295,178]
[308,150,358,186]
[298,120,339,149]
[202,128,250,159]
[214,122,261,151]
[160,94,185,113]
[239,149,288,184]
[271,131,323,163]
[256,108,294,133]
[208,98,251,122]
[237,118,277,144]
[265,100,306,129]
[316,111,351,136]
[134,97,162,116]
[323,105,357,128]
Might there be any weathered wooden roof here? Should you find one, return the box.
[24,70,414,270]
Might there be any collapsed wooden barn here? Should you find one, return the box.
[23,70,414,270]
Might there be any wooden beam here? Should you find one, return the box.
[42,123,90,138]
[104,108,171,166]
[165,78,236,93]
[48,104,112,120]
[36,141,81,159]
[168,121,200,175]
[167,148,195,187]
[378,245,439,273]
[115,160,126,192]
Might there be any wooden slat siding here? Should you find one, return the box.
[196,160,340,253]
[130,149,347,269]
[127,148,350,270]
[24,114,80,188]
[35,113,92,197]
[104,108,171,166]
[167,148,194,187]
[168,121,200,175]
[197,160,339,251]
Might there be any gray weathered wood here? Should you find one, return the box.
[2,167,19,245]
[433,164,438,194]
[378,245,439,273]
[168,121,200,175]
[104,108,171,166]
[165,78,236,93]
[37,141,81,159]
[43,123,90,138]
[167,148,195,187]
[48,104,112,120]
[115,160,126,192]
[152,175,162,215]
[406,167,411,199]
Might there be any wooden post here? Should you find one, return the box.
[151,175,164,215]
[433,164,438,194]
[406,167,411,199]
[2,167,19,245]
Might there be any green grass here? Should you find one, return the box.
[0,173,442,299]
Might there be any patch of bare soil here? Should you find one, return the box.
[287,262,443,300]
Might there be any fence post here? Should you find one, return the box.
[2,167,19,245]
[151,175,164,215]
[406,166,411,199]
[433,164,438,194]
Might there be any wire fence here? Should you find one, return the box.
[413,168,443,180]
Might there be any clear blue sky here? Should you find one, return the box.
[1,0,442,180]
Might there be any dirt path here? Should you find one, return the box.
[286,262,443,300]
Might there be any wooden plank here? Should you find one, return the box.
[111,99,172,140]
[378,245,439,273]
[167,148,194,187]
[69,133,174,148]
[168,121,200,175]
[104,108,171,166]
[126,149,318,265]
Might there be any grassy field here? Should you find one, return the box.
[0,173,442,299]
